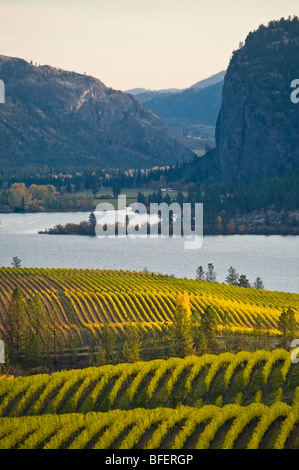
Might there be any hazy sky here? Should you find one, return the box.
[0,0,298,90]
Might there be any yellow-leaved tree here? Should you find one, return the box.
[170,292,193,358]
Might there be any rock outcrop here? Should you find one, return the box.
[216,17,299,181]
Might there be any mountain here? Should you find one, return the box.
[126,71,225,100]
[140,81,224,153]
[189,71,226,90]
[0,55,194,170]
[176,16,299,184]
[126,73,225,152]
[125,87,180,100]
[216,17,299,181]
[142,81,223,127]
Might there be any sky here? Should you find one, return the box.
[0,0,298,91]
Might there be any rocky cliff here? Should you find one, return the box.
[216,17,299,181]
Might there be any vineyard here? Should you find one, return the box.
[0,268,298,449]
[0,350,298,417]
[0,267,298,340]
[0,350,298,449]
[0,402,298,449]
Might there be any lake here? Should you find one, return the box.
[0,212,298,294]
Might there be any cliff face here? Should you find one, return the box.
[0,55,193,169]
[216,17,299,181]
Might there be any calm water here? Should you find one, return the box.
[0,212,298,294]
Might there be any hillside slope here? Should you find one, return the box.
[0,55,193,169]
[126,72,225,151]
[0,351,298,448]
[0,267,298,340]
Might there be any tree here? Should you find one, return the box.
[98,322,117,364]
[25,294,51,367]
[4,288,27,362]
[112,182,121,198]
[65,300,79,367]
[88,212,97,228]
[187,186,196,204]
[11,256,22,268]
[205,263,217,282]
[197,305,218,354]
[91,175,99,195]
[252,316,264,350]
[169,292,193,358]
[253,277,264,289]
[137,191,147,205]
[196,266,205,281]
[225,266,239,286]
[278,307,298,348]
[49,304,64,369]
[176,191,185,208]
[122,323,143,363]
[238,274,251,288]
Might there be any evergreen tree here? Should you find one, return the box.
[205,263,217,282]
[88,212,97,228]
[176,191,185,208]
[122,323,143,363]
[112,181,121,198]
[49,304,64,369]
[25,294,51,367]
[98,322,116,364]
[278,307,298,348]
[65,300,79,367]
[91,175,99,195]
[4,288,27,362]
[253,277,264,289]
[238,274,251,288]
[11,256,22,268]
[163,193,171,206]
[197,305,218,354]
[157,189,163,204]
[225,266,239,286]
[196,266,205,281]
[253,316,264,350]
[137,191,147,205]
[187,186,196,204]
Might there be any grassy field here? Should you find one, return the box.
[82,187,187,208]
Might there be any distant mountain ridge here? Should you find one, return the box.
[126,71,226,99]
[125,87,180,99]
[126,72,225,151]
[0,55,193,170]
[189,71,226,90]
